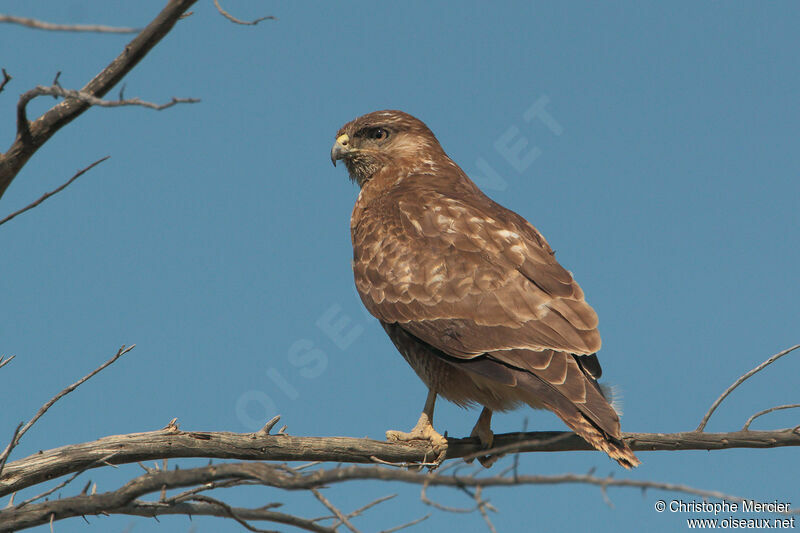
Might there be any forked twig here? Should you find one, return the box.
[474,486,498,533]
[17,85,198,139]
[311,488,361,533]
[697,344,800,431]
[0,345,135,477]
[331,493,395,528]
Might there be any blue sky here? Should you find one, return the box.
[1,2,798,532]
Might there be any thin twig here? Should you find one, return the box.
[167,479,260,504]
[599,479,614,508]
[697,344,800,431]
[331,494,395,528]
[15,453,116,509]
[347,494,396,519]
[0,355,15,370]
[0,424,22,482]
[475,486,498,533]
[743,404,800,431]
[212,0,275,25]
[379,513,430,533]
[189,495,281,533]
[17,85,199,138]
[310,488,361,533]
[0,14,139,33]
[0,68,10,93]
[117,500,333,533]
[0,157,109,227]
[0,345,135,477]
[294,461,323,471]
[421,478,475,514]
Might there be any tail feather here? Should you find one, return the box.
[460,350,641,468]
[510,366,640,468]
[547,399,641,469]
[424,339,641,468]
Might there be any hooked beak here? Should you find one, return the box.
[330,133,350,167]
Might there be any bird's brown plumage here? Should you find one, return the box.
[332,110,640,468]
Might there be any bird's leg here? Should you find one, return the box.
[470,407,494,448]
[467,406,499,468]
[386,389,448,462]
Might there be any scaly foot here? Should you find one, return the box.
[386,413,448,463]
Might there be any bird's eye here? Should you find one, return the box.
[370,128,388,141]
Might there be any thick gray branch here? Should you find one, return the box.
[2,426,798,498]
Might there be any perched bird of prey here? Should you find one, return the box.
[331,110,640,468]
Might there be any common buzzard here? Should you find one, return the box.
[331,110,639,468]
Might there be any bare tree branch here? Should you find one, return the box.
[310,488,361,533]
[0,156,109,227]
[2,461,796,532]
[697,344,800,431]
[474,486,498,533]
[15,453,116,509]
[186,494,285,533]
[16,86,198,139]
[0,14,139,33]
[743,404,800,431]
[2,424,799,499]
[213,0,275,25]
[0,345,135,478]
[0,0,198,201]
[117,501,334,533]
[0,343,797,530]
[334,494,397,529]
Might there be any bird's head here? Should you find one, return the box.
[331,110,446,187]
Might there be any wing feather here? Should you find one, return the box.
[352,175,600,358]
